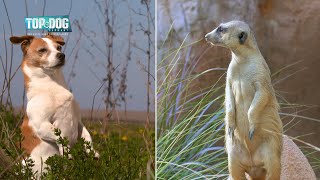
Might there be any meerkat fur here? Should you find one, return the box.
[205,21,283,180]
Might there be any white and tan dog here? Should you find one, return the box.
[10,34,99,175]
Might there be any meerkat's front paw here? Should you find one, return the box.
[228,126,235,138]
[249,126,255,140]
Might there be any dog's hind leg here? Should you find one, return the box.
[78,123,100,158]
[78,123,92,143]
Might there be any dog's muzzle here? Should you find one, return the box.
[54,53,65,68]
[57,53,65,61]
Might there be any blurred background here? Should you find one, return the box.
[158,0,320,177]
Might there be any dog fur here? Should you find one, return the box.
[10,34,98,176]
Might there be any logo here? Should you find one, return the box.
[25,15,72,32]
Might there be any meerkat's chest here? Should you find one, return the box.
[231,79,255,104]
[228,64,256,105]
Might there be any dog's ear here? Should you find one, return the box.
[10,35,35,54]
[45,34,65,46]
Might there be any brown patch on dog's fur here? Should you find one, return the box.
[20,115,41,155]
[10,36,56,70]
[10,36,34,55]
[18,38,52,90]
[24,38,51,67]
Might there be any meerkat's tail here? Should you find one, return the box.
[248,166,266,178]
[243,138,255,167]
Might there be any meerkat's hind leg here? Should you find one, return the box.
[229,162,247,180]
[228,151,247,180]
[264,155,280,180]
[257,143,281,180]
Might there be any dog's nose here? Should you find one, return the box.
[57,53,65,60]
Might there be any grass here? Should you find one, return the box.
[0,107,155,179]
[157,36,229,179]
[156,33,320,179]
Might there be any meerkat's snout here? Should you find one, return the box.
[205,30,218,45]
[205,26,226,47]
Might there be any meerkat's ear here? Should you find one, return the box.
[45,34,65,46]
[10,35,35,54]
[238,32,247,45]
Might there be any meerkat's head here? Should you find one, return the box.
[205,21,257,51]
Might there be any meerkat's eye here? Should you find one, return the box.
[217,26,226,33]
[57,46,62,51]
[38,48,47,53]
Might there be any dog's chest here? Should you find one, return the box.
[53,92,78,122]
[51,89,80,142]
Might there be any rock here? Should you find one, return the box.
[279,135,316,180]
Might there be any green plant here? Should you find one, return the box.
[0,106,153,179]
[157,36,229,179]
[0,107,34,179]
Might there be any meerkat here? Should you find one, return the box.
[205,21,283,180]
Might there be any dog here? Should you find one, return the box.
[10,34,99,176]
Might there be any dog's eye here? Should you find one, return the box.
[57,46,62,51]
[38,48,47,53]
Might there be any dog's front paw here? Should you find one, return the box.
[67,154,73,160]
[94,151,100,159]
[86,148,100,159]
[58,145,64,155]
